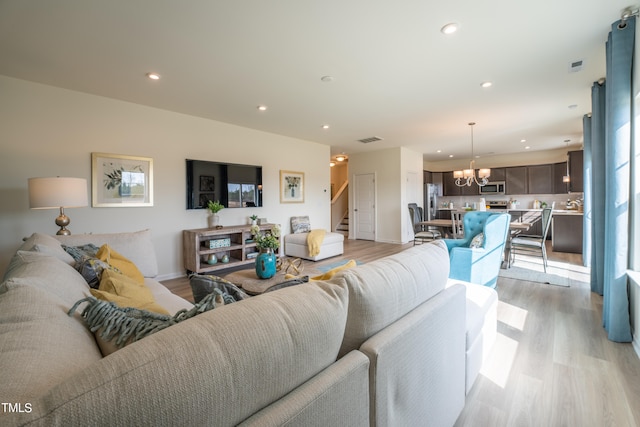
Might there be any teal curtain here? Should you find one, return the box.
[586,17,634,342]
[582,114,592,267]
[587,84,606,292]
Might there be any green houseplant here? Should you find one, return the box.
[207,200,224,227]
[250,224,280,250]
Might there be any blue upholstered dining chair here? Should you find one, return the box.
[443,211,510,288]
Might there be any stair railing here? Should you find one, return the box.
[331,180,348,233]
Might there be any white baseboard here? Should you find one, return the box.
[156,271,187,282]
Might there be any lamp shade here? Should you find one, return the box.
[28,177,88,209]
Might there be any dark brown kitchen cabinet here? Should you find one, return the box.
[488,167,506,181]
[431,172,443,196]
[443,172,461,196]
[527,164,553,194]
[552,214,583,253]
[505,167,527,195]
[568,150,584,193]
[553,162,569,194]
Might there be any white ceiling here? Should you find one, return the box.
[0,0,632,164]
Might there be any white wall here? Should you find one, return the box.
[401,147,425,243]
[348,146,423,244]
[0,76,331,279]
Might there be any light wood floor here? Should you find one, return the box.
[162,239,640,426]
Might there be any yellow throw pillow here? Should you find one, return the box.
[91,269,168,315]
[96,244,144,284]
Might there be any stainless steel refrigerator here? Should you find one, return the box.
[424,183,438,221]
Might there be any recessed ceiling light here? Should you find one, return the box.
[520,139,527,143]
[449,154,454,158]
[257,105,268,111]
[320,76,335,83]
[146,72,161,80]
[441,23,459,35]
[525,146,531,150]
[436,149,442,153]
[336,155,346,162]
[322,124,330,129]
[480,81,492,88]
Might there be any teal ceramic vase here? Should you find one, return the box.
[255,248,276,279]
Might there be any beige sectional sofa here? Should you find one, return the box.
[0,230,494,426]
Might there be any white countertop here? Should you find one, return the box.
[437,207,583,215]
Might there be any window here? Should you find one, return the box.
[227,183,257,208]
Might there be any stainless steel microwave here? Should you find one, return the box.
[479,181,505,195]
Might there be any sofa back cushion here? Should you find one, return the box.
[56,229,159,277]
[337,240,450,357]
[0,252,102,402]
[10,281,350,426]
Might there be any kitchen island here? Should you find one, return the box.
[551,211,584,253]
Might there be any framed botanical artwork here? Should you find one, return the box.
[91,152,154,207]
[280,170,304,203]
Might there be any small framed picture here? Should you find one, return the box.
[92,153,153,207]
[280,170,304,203]
[198,193,215,208]
[200,175,215,192]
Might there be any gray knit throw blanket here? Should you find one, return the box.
[68,290,227,349]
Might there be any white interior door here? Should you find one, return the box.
[354,173,375,240]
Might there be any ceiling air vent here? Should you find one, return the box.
[569,59,584,73]
[358,136,383,144]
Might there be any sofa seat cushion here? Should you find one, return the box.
[446,278,498,393]
[337,240,450,357]
[13,281,350,426]
[145,278,194,314]
[462,281,498,349]
[56,230,159,278]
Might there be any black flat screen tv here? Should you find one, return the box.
[186,159,263,209]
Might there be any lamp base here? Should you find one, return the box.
[55,210,71,235]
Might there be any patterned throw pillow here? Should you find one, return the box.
[469,233,484,248]
[291,216,311,234]
[62,243,100,263]
[189,274,249,304]
[75,256,121,288]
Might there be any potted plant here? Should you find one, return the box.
[250,224,281,279]
[207,200,224,228]
[249,214,258,225]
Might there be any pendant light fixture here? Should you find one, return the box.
[453,122,491,187]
